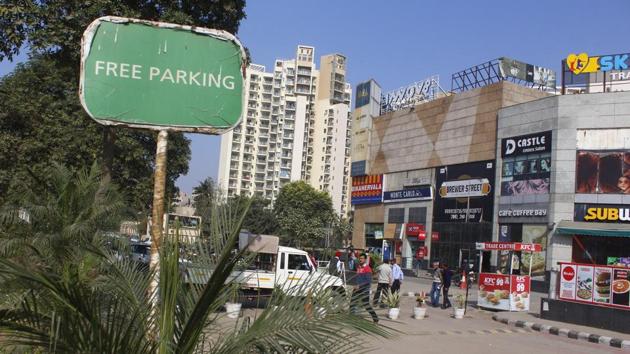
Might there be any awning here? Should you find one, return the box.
[556,220,630,237]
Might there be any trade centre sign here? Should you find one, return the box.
[80,16,246,133]
[566,52,630,80]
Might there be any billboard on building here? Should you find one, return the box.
[351,174,383,205]
[576,151,630,194]
[498,57,556,88]
[355,81,371,108]
[500,131,552,197]
[434,161,495,222]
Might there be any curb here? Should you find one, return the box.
[492,314,630,350]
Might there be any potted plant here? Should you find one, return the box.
[383,289,401,320]
[225,286,242,319]
[453,294,465,319]
[413,292,427,319]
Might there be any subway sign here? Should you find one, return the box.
[566,53,629,75]
[575,204,630,223]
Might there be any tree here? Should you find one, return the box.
[192,177,216,237]
[0,0,247,209]
[238,195,279,235]
[274,181,335,248]
[0,171,390,353]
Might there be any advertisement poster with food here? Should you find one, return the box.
[612,268,630,307]
[509,275,530,311]
[559,264,577,300]
[575,265,594,302]
[478,274,511,310]
[593,267,612,304]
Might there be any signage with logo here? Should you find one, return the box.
[350,160,367,177]
[510,275,531,311]
[383,186,432,203]
[559,263,577,300]
[477,273,511,311]
[439,178,491,198]
[501,131,552,157]
[566,53,629,75]
[80,17,246,133]
[558,262,630,310]
[380,76,439,114]
[434,161,495,222]
[405,223,424,237]
[498,206,548,218]
[498,57,556,88]
[355,81,371,108]
[351,174,383,205]
[575,204,630,223]
[431,231,439,241]
[475,242,542,252]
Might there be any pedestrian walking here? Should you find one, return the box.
[351,254,378,323]
[441,263,453,309]
[390,258,403,293]
[430,261,443,307]
[373,259,392,306]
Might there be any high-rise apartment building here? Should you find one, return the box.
[218,45,352,215]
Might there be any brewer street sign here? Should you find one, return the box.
[80,17,246,133]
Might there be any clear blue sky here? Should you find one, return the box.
[2,0,629,193]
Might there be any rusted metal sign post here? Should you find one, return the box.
[80,16,246,298]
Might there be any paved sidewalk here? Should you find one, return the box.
[491,309,630,349]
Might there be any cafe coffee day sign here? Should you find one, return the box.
[80,17,246,133]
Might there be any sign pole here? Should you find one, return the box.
[149,130,169,299]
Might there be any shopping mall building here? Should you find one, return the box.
[350,55,630,287]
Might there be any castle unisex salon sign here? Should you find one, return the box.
[80,17,246,133]
[501,131,552,157]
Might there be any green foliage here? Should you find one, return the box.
[192,177,216,237]
[274,181,335,248]
[0,0,248,209]
[383,289,400,308]
[0,0,247,62]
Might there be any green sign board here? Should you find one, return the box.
[80,17,246,133]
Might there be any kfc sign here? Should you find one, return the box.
[475,242,542,252]
[405,223,424,236]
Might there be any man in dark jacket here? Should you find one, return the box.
[441,263,453,309]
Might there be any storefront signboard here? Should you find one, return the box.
[405,223,424,236]
[351,174,383,205]
[431,232,439,241]
[558,262,630,310]
[438,179,491,198]
[575,203,630,223]
[383,186,432,203]
[498,206,547,218]
[434,161,495,222]
[566,53,630,75]
[475,242,542,252]
[418,230,426,241]
[501,131,552,157]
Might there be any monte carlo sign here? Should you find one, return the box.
[80,17,246,133]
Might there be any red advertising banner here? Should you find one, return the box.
[475,242,542,252]
[478,273,511,311]
[558,262,630,310]
[559,263,577,300]
[509,275,531,311]
[351,174,383,205]
[431,231,439,241]
[405,223,424,236]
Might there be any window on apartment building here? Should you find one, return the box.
[388,208,405,224]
